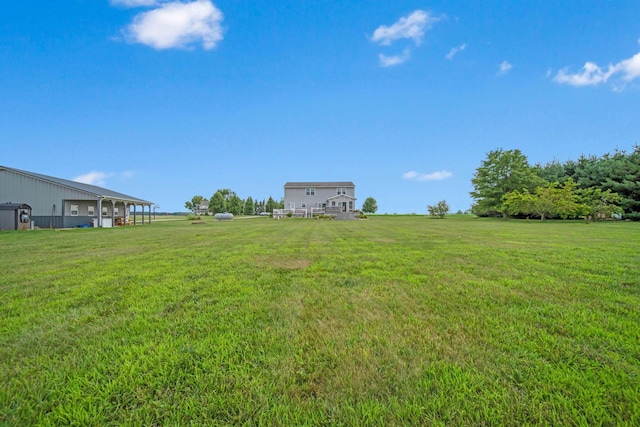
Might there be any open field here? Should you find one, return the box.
[1,216,639,425]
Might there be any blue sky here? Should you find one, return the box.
[2,1,639,213]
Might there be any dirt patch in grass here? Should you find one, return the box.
[372,237,396,243]
[256,256,313,270]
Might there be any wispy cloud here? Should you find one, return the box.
[498,60,513,75]
[371,10,439,46]
[110,0,158,7]
[553,44,640,90]
[445,43,466,60]
[379,49,410,67]
[73,171,114,187]
[122,0,224,50]
[371,10,440,67]
[73,171,135,187]
[403,170,453,182]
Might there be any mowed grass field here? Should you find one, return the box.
[1,215,638,425]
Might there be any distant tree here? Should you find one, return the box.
[427,200,449,218]
[209,191,226,214]
[228,194,243,216]
[470,148,541,218]
[255,199,265,214]
[184,195,203,214]
[362,197,378,214]
[265,196,277,213]
[244,197,255,215]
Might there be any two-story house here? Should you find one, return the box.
[195,198,209,216]
[280,182,356,217]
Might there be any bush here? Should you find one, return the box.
[286,211,293,217]
[186,214,201,221]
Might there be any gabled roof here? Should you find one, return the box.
[1,166,152,204]
[284,182,355,188]
[0,203,32,211]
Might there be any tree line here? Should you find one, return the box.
[470,145,640,220]
[185,189,284,216]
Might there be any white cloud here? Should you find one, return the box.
[371,10,439,46]
[498,60,513,75]
[73,171,114,187]
[553,47,640,89]
[403,170,453,182]
[110,0,158,7]
[124,0,224,50]
[445,43,466,60]
[73,171,135,187]
[379,49,410,67]
[613,51,640,81]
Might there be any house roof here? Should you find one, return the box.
[284,182,355,188]
[1,165,152,205]
[0,202,32,211]
[327,194,356,201]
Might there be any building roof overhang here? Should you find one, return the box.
[284,181,355,189]
[1,166,153,205]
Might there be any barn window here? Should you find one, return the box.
[70,205,79,216]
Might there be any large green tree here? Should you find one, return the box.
[209,191,226,214]
[503,179,581,221]
[227,194,243,216]
[576,188,622,222]
[471,148,541,218]
[361,197,378,214]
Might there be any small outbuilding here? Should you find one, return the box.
[0,203,32,231]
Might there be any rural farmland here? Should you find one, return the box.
[1,216,638,425]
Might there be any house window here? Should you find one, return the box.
[332,201,336,206]
[114,207,119,216]
[289,202,295,209]
[88,206,95,216]
[349,201,353,210]
[301,203,306,208]
[337,188,346,195]
[70,205,78,216]
[306,188,315,196]
[102,207,108,216]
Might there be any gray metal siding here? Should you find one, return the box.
[0,210,16,230]
[63,216,93,228]
[31,216,64,229]
[1,169,97,216]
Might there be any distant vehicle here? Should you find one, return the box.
[259,212,271,216]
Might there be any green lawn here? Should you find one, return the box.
[1,216,638,425]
